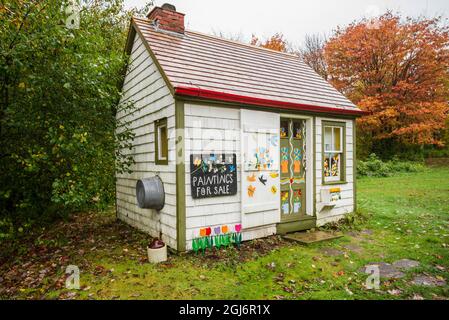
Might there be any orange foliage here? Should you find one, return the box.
[251,33,288,52]
[324,12,449,147]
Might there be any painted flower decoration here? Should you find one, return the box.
[247,173,256,182]
[247,185,256,197]
[281,192,289,201]
[193,157,202,167]
[270,172,279,178]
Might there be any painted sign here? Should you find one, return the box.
[241,110,280,226]
[190,154,237,199]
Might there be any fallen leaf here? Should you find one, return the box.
[412,294,424,300]
[388,289,402,296]
[345,287,353,295]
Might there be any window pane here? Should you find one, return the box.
[324,153,331,177]
[324,127,332,151]
[330,153,340,178]
[280,120,289,138]
[333,127,341,152]
[159,125,168,160]
[293,121,303,139]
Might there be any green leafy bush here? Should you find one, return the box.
[357,154,425,177]
[320,208,371,231]
[0,0,148,238]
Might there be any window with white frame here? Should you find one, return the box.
[323,122,344,183]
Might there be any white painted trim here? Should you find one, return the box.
[242,202,278,214]
[279,113,312,120]
[305,117,314,216]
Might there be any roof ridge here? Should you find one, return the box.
[132,15,300,59]
[185,30,300,59]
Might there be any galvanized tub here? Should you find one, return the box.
[136,176,165,210]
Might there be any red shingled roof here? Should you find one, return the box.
[129,17,364,116]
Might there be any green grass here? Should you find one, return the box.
[2,166,449,300]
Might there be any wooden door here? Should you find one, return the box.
[280,118,306,222]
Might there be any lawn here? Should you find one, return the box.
[1,166,448,300]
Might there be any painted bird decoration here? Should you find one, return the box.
[258,174,267,185]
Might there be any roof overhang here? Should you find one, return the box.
[174,86,368,117]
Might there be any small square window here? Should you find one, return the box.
[293,121,304,139]
[323,122,345,183]
[280,120,289,138]
[155,118,168,165]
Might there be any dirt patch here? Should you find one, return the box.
[343,244,364,254]
[425,158,449,167]
[319,248,344,256]
[188,235,290,266]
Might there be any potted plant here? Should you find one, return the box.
[147,237,167,263]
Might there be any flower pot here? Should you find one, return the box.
[147,244,167,263]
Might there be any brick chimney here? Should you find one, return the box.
[147,3,185,34]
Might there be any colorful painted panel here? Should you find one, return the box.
[293,189,302,213]
[192,224,243,254]
[280,119,306,218]
[330,187,341,202]
[244,132,279,171]
[280,147,289,173]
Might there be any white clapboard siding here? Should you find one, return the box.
[315,117,355,226]
[116,32,177,249]
[183,104,291,250]
[183,103,243,249]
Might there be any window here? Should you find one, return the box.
[155,118,168,165]
[323,122,345,183]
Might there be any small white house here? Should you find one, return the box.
[116,4,365,252]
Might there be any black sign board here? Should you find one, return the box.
[190,153,237,199]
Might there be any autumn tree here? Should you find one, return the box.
[251,33,289,52]
[212,30,246,42]
[299,33,329,80]
[324,12,449,158]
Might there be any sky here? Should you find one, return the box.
[124,0,449,46]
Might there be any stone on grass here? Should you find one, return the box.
[343,244,363,254]
[361,262,405,279]
[320,248,344,256]
[392,259,420,270]
[345,231,359,237]
[411,275,446,287]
